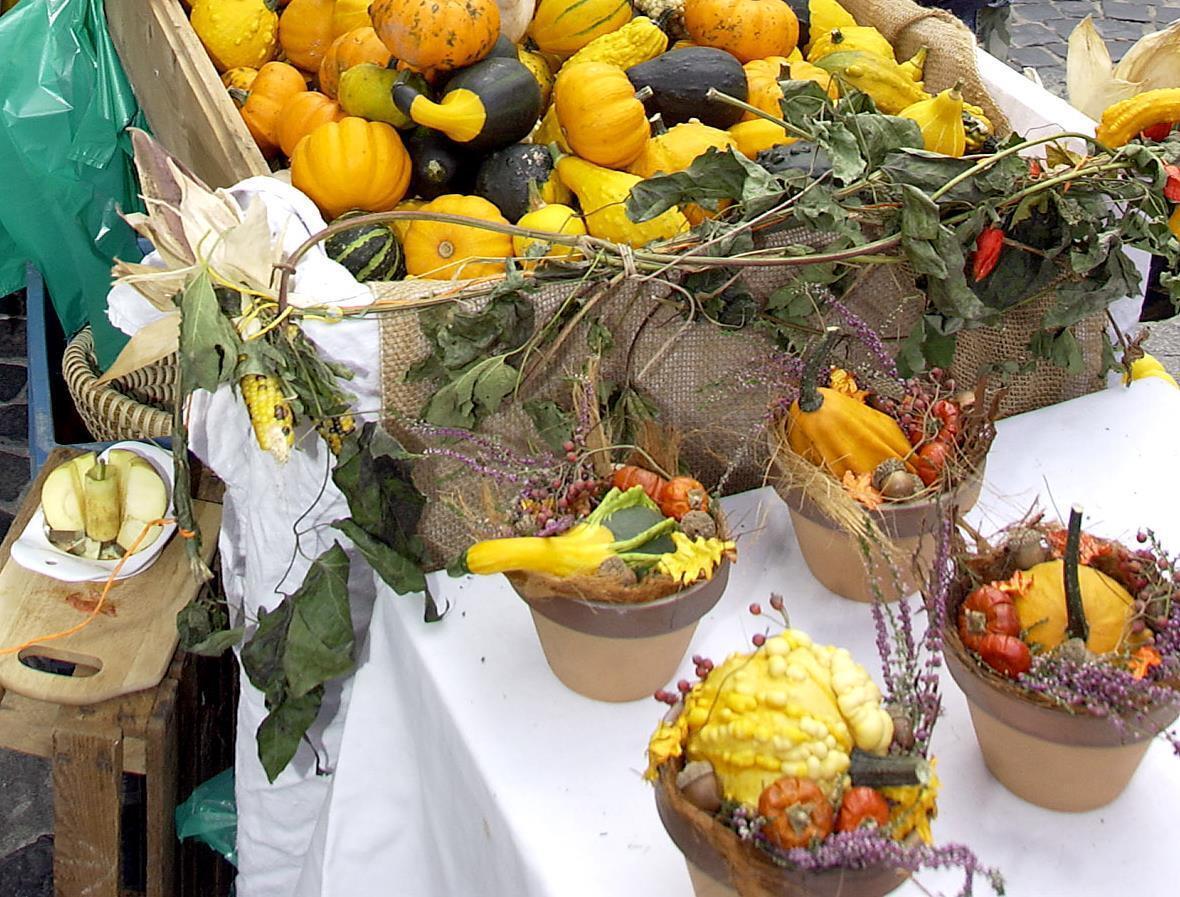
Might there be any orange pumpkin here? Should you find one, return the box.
[554,62,650,170]
[240,61,308,157]
[370,0,500,76]
[278,0,337,71]
[331,0,373,36]
[277,91,347,157]
[318,27,392,98]
[403,195,513,279]
[743,58,788,120]
[684,0,800,64]
[290,117,412,219]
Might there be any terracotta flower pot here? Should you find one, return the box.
[776,467,984,604]
[508,562,730,702]
[653,760,909,897]
[944,643,1180,812]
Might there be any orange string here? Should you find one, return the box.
[0,518,190,657]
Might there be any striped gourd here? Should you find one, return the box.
[241,374,295,463]
[324,211,405,282]
[529,0,633,58]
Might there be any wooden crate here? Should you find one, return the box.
[105,0,268,188]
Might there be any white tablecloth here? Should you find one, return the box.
[296,379,1180,897]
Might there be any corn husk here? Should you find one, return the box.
[1113,19,1180,93]
[1067,17,1140,121]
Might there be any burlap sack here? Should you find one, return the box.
[842,0,1011,136]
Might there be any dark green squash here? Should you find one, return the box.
[625,48,748,129]
[324,211,405,282]
[406,128,475,200]
[392,56,543,153]
[473,144,567,223]
[484,34,520,60]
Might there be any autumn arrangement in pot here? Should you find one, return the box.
[767,326,996,603]
[645,562,1003,896]
[943,505,1180,811]
[448,392,736,701]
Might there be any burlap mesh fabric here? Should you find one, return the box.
[842,0,1011,136]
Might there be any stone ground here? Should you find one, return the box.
[2,2,1180,893]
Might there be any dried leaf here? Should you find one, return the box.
[96,312,180,385]
[175,162,245,264]
[128,129,193,263]
[111,260,191,311]
[1113,20,1180,93]
[1067,17,1140,120]
[209,197,281,291]
[841,470,884,510]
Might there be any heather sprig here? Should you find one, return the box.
[826,295,899,379]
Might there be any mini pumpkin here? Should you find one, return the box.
[370,0,501,75]
[331,0,373,36]
[683,0,800,64]
[742,58,788,120]
[403,194,514,279]
[240,61,308,157]
[318,27,392,99]
[278,0,337,71]
[277,91,347,157]
[758,776,834,850]
[528,0,632,58]
[554,62,650,169]
[513,186,586,267]
[290,117,412,219]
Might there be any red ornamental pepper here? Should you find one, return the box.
[972,226,1004,282]
[1141,122,1173,142]
[1164,164,1180,203]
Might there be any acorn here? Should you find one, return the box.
[871,458,907,491]
[879,470,924,501]
[680,510,717,541]
[597,555,637,586]
[677,761,722,813]
[1006,527,1049,571]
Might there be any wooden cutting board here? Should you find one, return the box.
[0,448,222,705]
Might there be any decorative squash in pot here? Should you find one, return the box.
[555,156,690,247]
[191,0,278,72]
[785,329,913,479]
[370,0,501,75]
[318,27,392,99]
[554,62,651,169]
[683,0,800,64]
[1012,560,1137,655]
[277,91,347,157]
[278,0,337,72]
[528,0,632,58]
[513,185,587,267]
[290,117,412,219]
[393,56,543,153]
[239,61,308,157]
[402,194,514,279]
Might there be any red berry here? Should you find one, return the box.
[1137,531,1149,544]
[769,594,784,611]
[562,441,576,452]
[749,602,762,615]
[677,679,692,694]
[752,633,766,647]
[653,690,669,702]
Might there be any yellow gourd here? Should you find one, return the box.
[513,188,587,266]
[221,66,260,96]
[814,51,929,114]
[1014,560,1137,655]
[402,194,513,279]
[1095,87,1180,148]
[556,156,690,246]
[728,119,796,158]
[553,62,651,169]
[530,105,572,152]
[191,0,278,72]
[391,197,426,242]
[560,15,668,73]
[628,119,738,178]
[518,49,556,108]
[646,628,893,804]
[331,0,373,35]
[529,0,633,58]
[808,0,856,40]
[789,60,840,100]
[899,85,966,157]
[743,58,788,120]
[807,26,895,64]
[898,47,928,82]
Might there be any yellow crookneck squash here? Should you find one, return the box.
[556,156,690,246]
[786,329,913,479]
[553,61,651,169]
[290,117,411,219]
[403,194,514,279]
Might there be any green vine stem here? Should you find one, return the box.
[798,326,840,413]
[1063,504,1090,644]
[703,88,816,141]
[929,131,1096,202]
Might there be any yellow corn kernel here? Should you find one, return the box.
[316,413,356,456]
[240,374,294,463]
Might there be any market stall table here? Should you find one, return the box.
[295,378,1180,897]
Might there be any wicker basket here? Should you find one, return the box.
[63,327,176,440]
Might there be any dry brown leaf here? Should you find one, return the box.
[1113,19,1180,92]
[841,470,883,511]
[111,260,190,311]
[96,312,179,385]
[1067,17,1140,120]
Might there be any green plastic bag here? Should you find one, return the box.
[0,0,146,369]
[176,767,238,867]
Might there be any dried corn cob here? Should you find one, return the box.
[241,374,295,463]
[316,413,356,456]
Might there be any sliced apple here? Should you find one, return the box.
[83,462,120,543]
[104,449,140,505]
[41,451,97,534]
[116,460,169,554]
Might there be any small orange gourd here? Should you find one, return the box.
[403,195,514,279]
[789,60,841,101]
[277,91,347,157]
[554,62,651,170]
[742,58,787,120]
[683,0,800,64]
[370,0,501,75]
[239,61,308,157]
[290,117,412,219]
[318,27,392,98]
[278,0,337,71]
